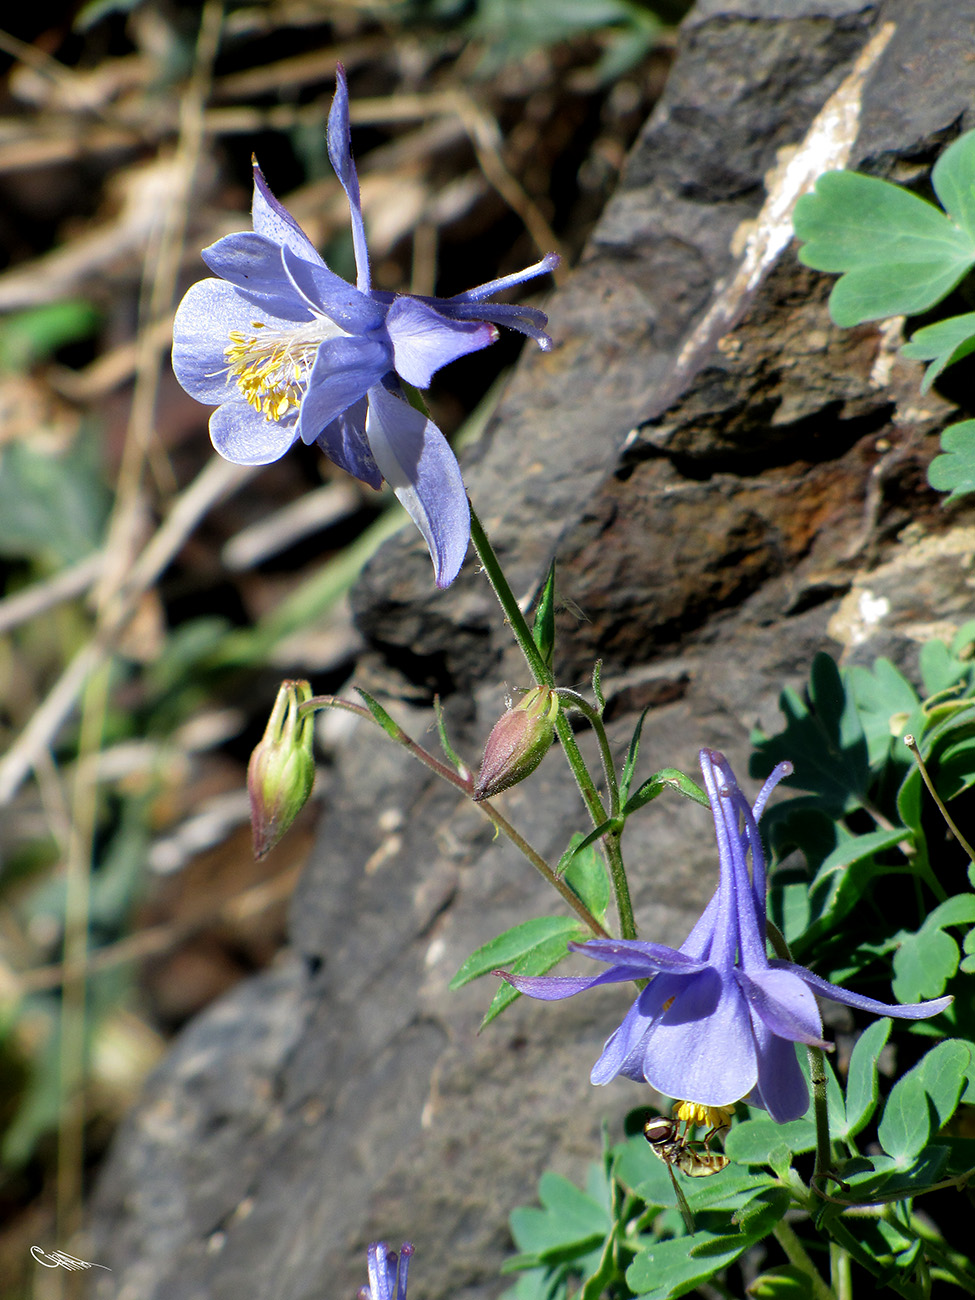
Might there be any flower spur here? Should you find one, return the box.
[172,65,558,587]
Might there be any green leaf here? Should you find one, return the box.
[748,1264,818,1299]
[891,893,975,1002]
[723,1116,816,1171]
[623,768,708,817]
[842,1018,892,1139]
[793,169,975,326]
[919,635,973,696]
[846,658,920,769]
[928,419,975,502]
[355,687,409,743]
[0,436,111,564]
[433,694,467,774]
[932,128,975,242]
[901,312,975,392]
[752,653,868,814]
[509,1169,611,1262]
[478,929,584,1029]
[449,915,583,990]
[625,1192,782,1299]
[532,560,557,671]
[0,299,99,371]
[561,837,611,926]
[619,707,652,805]
[877,1040,971,1163]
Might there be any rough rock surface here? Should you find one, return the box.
[90,2,975,1297]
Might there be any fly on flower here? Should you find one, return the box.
[497,749,952,1123]
[172,65,558,588]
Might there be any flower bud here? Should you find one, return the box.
[247,680,315,858]
[473,686,559,801]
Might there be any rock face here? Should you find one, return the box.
[90,3,975,1297]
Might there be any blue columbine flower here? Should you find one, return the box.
[358,1242,414,1300]
[172,66,558,588]
[500,749,952,1123]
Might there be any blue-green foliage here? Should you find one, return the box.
[793,129,975,502]
[505,1028,975,1300]
[753,646,975,999]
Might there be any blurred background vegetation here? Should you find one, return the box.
[0,0,691,1293]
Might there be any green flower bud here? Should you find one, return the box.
[247,680,315,859]
[473,686,559,801]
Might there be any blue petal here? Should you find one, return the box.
[172,278,307,405]
[570,938,708,976]
[281,244,386,334]
[749,1021,810,1123]
[202,232,315,317]
[297,337,390,446]
[209,401,299,465]
[365,1244,394,1300]
[316,397,381,488]
[328,65,371,292]
[735,967,827,1047]
[251,162,322,265]
[591,992,655,1085]
[641,968,758,1106]
[385,296,496,387]
[773,960,954,1020]
[364,384,470,588]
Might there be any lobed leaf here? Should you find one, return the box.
[793,169,975,326]
[927,419,975,503]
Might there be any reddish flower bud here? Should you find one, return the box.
[247,680,315,858]
[473,686,559,801]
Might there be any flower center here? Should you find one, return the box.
[223,318,343,422]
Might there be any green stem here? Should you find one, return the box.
[830,1241,852,1300]
[555,689,620,818]
[302,695,609,938]
[468,505,634,934]
[767,921,835,1184]
[906,732,975,866]
[773,1220,837,1300]
[468,503,551,686]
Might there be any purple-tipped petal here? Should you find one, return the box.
[500,960,680,1003]
[364,384,470,588]
[641,969,758,1105]
[251,162,322,265]
[172,278,306,405]
[570,938,709,976]
[328,65,370,293]
[385,296,496,387]
[432,299,554,350]
[297,337,390,445]
[451,253,560,301]
[209,401,299,465]
[736,967,827,1048]
[281,245,386,334]
[773,961,954,1020]
[316,397,381,488]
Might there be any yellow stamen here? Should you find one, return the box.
[223,323,317,423]
[673,1100,735,1131]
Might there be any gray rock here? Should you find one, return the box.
[89,3,975,1297]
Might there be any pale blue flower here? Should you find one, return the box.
[358,1242,413,1300]
[501,749,952,1123]
[172,66,557,587]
